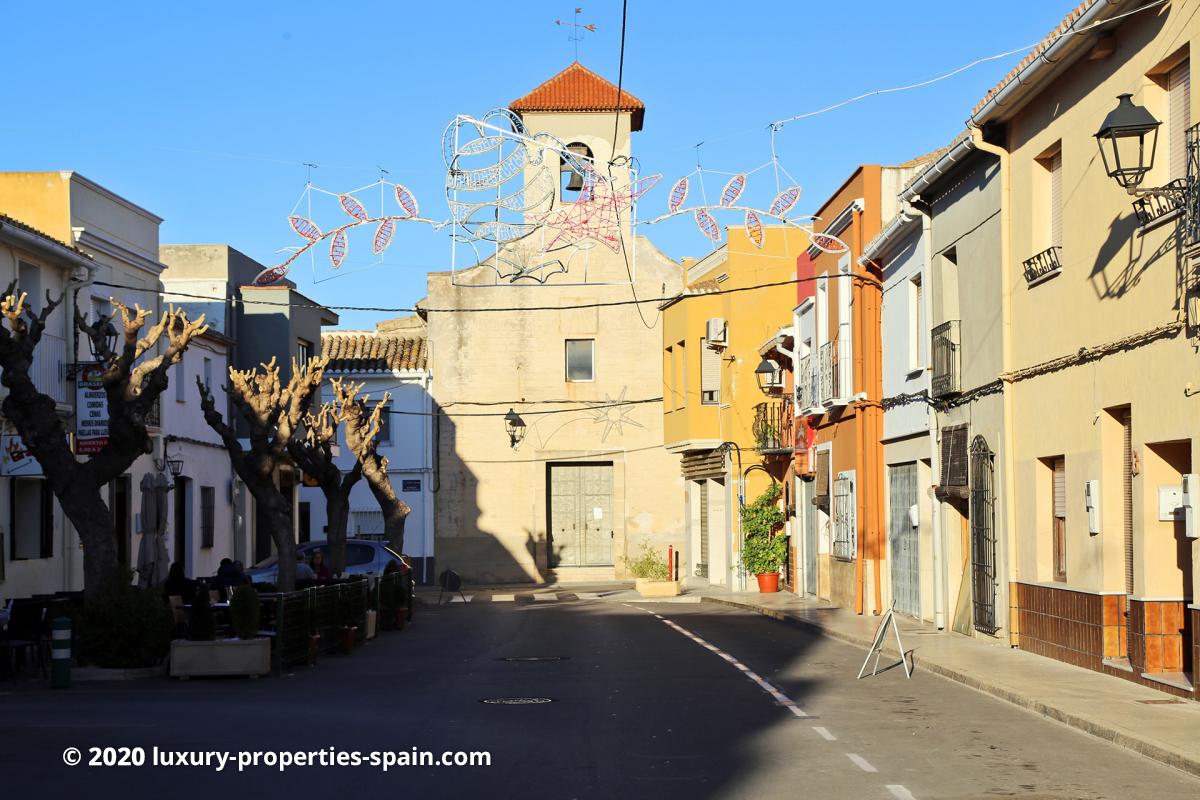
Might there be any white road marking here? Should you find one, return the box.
[886,786,916,800]
[533,594,557,602]
[449,595,474,604]
[812,726,837,741]
[846,753,877,773]
[491,594,515,602]
[627,604,808,718]
[573,592,601,600]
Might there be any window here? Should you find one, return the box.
[1169,58,1191,181]
[297,339,312,366]
[561,142,594,200]
[908,273,924,373]
[814,449,832,511]
[377,401,392,445]
[200,486,215,549]
[1052,456,1067,582]
[298,501,311,544]
[203,357,213,391]
[10,478,52,560]
[346,543,375,566]
[940,424,969,487]
[17,262,41,312]
[565,339,594,382]
[665,345,675,408]
[832,471,857,561]
[700,338,721,404]
[1036,143,1063,252]
[175,359,188,402]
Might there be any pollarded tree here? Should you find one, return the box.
[196,356,326,592]
[333,379,410,553]
[287,400,362,575]
[0,286,207,597]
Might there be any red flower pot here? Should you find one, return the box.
[756,572,780,593]
[341,626,358,655]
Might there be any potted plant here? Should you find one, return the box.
[740,483,787,593]
[170,583,271,678]
[626,543,680,597]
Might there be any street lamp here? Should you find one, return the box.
[503,408,526,448]
[1094,93,1161,191]
[755,356,779,394]
[88,315,119,362]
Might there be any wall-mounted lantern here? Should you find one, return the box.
[88,315,119,362]
[503,408,526,448]
[1094,93,1161,192]
[755,356,780,395]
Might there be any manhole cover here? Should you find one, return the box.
[480,697,556,705]
[496,656,569,662]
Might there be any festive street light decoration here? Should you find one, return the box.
[503,408,527,448]
[1094,93,1161,191]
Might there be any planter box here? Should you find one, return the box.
[170,638,271,679]
[636,579,681,598]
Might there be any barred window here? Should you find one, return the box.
[832,471,856,561]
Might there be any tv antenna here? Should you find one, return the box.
[556,7,596,61]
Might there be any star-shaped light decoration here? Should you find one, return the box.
[532,171,661,253]
[587,387,645,442]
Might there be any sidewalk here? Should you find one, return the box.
[697,589,1200,778]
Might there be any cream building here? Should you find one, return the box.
[967,0,1199,696]
[427,63,684,583]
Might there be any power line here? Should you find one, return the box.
[94,272,880,315]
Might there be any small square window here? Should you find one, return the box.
[566,339,594,382]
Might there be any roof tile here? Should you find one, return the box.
[322,331,426,373]
[510,62,645,130]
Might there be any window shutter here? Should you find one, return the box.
[1053,457,1066,519]
[701,338,721,401]
[941,425,969,486]
[1170,59,1191,181]
[815,450,831,498]
[1049,151,1063,249]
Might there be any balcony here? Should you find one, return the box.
[930,320,961,398]
[145,396,161,429]
[817,336,851,407]
[795,354,818,413]
[753,400,794,455]
[1022,246,1062,286]
[1187,122,1200,248]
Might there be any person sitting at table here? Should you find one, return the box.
[310,550,331,580]
[295,551,316,581]
[163,562,195,600]
[230,560,249,587]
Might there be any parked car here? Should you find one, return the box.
[245,539,413,618]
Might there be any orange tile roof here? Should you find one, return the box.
[971,1,1096,117]
[511,62,645,131]
[322,331,426,373]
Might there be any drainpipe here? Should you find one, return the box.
[969,125,1019,645]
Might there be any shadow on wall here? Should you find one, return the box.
[1088,212,1177,301]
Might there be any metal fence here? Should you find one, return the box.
[1187,122,1200,247]
[969,436,998,635]
[1022,245,1062,284]
[931,320,961,398]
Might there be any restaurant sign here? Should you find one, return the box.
[76,364,109,455]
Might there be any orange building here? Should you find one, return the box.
[792,159,937,614]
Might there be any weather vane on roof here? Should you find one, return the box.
[555,7,596,61]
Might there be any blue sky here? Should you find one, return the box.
[3,1,1076,328]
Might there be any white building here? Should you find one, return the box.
[299,318,435,582]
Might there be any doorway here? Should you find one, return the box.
[174,477,190,575]
[548,463,613,568]
[110,476,131,573]
[888,462,920,617]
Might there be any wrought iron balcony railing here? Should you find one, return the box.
[752,400,793,454]
[1132,178,1187,228]
[795,354,816,412]
[930,320,961,398]
[1022,245,1062,286]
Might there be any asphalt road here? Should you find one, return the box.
[2,591,1199,799]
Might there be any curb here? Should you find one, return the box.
[700,596,1200,779]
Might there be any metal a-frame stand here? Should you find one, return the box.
[857,601,912,679]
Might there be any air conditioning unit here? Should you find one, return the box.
[706,318,727,347]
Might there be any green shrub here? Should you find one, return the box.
[229,585,261,640]
[625,542,671,581]
[740,482,785,539]
[77,573,174,668]
[740,532,789,576]
[188,584,215,641]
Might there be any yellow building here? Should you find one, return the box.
[661,225,804,589]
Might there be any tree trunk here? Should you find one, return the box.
[258,488,296,592]
[326,492,350,574]
[366,478,409,554]
[62,488,119,596]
